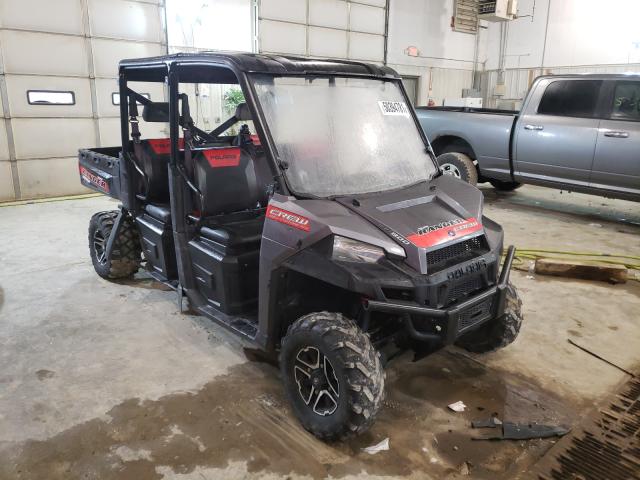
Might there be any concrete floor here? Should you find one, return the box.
[0,185,639,479]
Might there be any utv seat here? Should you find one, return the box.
[144,203,171,223]
[199,216,264,250]
[192,145,270,219]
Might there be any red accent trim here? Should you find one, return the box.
[406,217,482,248]
[147,138,184,154]
[202,147,241,168]
[266,205,310,232]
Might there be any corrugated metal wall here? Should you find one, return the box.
[480,63,640,109]
[0,0,166,201]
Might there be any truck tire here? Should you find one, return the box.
[89,211,141,280]
[436,152,478,185]
[490,179,522,192]
[455,283,523,353]
[280,312,384,441]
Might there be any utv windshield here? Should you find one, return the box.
[252,75,438,197]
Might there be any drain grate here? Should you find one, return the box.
[536,376,640,480]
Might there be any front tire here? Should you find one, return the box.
[89,211,141,280]
[436,152,478,185]
[455,283,523,353]
[280,312,384,441]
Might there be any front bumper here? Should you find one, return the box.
[364,246,516,344]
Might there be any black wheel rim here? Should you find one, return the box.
[294,346,340,416]
[93,229,107,265]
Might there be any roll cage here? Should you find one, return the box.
[116,52,434,209]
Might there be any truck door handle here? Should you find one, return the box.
[524,124,544,131]
[604,130,629,138]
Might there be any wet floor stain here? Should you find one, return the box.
[34,370,55,381]
[0,350,581,480]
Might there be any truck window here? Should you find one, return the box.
[537,80,602,118]
[611,81,640,121]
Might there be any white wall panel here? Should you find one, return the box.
[309,0,348,29]
[0,0,84,35]
[259,20,306,55]
[350,3,385,35]
[95,78,120,117]
[98,118,123,146]
[17,157,90,198]
[92,39,164,78]
[12,118,94,159]
[430,68,473,104]
[0,0,166,200]
[4,75,92,118]
[349,32,383,61]
[356,0,386,7]
[0,124,9,160]
[0,161,15,201]
[259,0,387,61]
[0,31,88,76]
[89,0,163,42]
[98,118,168,146]
[308,27,347,58]
[484,0,640,70]
[387,0,477,70]
[260,0,307,23]
[95,79,165,117]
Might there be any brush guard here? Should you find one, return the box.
[364,246,516,344]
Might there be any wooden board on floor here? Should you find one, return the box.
[535,258,627,283]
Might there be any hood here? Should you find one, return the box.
[336,175,485,273]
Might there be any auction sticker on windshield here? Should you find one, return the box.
[378,101,410,116]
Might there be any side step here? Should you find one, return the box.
[198,304,258,340]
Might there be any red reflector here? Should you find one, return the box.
[203,148,241,168]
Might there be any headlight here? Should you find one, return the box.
[332,236,385,263]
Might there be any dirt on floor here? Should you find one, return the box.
[0,345,583,480]
[1,185,639,480]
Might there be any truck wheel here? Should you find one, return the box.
[455,283,523,353]
[89,211,141,280]
[436,152,478,185]
[490,179,522,192]
[280,312,384,441]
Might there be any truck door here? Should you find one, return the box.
[591,80,640,197]
[514,79,602,187]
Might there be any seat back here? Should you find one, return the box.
[192,146,269,217]
[133,138,184,203]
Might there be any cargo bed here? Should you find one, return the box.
[78,147,121,198]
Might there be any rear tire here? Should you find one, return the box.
[490,179,522,192]
[89,211,141,280]
[455,283,523,353]
[280,312,384,441]
[436,152,478,185]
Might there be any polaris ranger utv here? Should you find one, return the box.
[79,52,522,440]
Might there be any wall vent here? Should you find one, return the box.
[453,0,479,34]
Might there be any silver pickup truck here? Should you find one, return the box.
[417,74,640,202]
